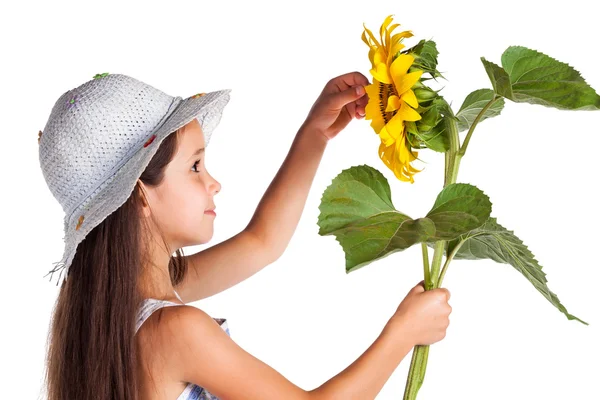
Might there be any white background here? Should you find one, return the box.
[1,1,599,399]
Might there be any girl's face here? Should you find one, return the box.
[142,118,221,250]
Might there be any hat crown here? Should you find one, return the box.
[38,74,179,216]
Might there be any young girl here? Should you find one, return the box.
[39,72,452,399]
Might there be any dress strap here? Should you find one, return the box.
[173,288,184,303]
[135,299,182,335]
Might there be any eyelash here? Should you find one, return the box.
[191,159,202,173]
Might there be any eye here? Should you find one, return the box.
[191,159,202,173]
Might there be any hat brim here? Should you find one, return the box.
[45,89,231,285]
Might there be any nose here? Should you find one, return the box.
[211,177,221,195]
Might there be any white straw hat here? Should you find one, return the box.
[38,72,231,286]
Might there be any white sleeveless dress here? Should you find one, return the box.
[134,289,229,399]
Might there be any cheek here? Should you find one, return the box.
[153,180,213,247]
[167,181,210,224]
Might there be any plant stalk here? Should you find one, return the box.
[403,115,461,400]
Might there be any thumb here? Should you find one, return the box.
[411,280,425,293]
[329,85,365,109]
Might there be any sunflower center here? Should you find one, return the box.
[378,81,398,124]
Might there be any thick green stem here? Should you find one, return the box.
[403,115,461,400]
[429,241,446,288]
[403,345,430,399]
[403,98,497,397]
[421,243,431,290]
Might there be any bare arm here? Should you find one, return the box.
[245,123,328,257]
[166,306,415,399]
[176,125,328,302]
[308,319,415,399]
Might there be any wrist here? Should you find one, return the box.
[299,121,330,145]
[385,315,417,348]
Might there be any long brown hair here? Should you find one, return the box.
[43,127,189,400]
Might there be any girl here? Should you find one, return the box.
[39,71,451,399]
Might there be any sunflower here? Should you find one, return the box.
[362,15,425,183]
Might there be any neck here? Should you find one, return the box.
[138,259,182,304]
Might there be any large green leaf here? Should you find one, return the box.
[482,46,600,110]
[456,89,506,133]
[440,217,588,325]
[318,166,492,273]
[425,183,492,241]
[317,165,436,273]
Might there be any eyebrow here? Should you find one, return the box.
[187,147,205,161]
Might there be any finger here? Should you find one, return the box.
[326,84,365,111]
[355,104,366,118]
[437,288,450,301]
[356,92,370,107]
[327,71,370,89]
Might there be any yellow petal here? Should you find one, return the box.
[364,97,380,120]
[370,62,392,84]
[389,31,412,58]
[362,24,381,49]
[361,30,369,47]
[391,31,413,44]
[378,125,396,147]
[397,101,422,122]
[378,139,394,166]
[380,15,394,41]
[393,70,423,95]
[373,49,387,66]
[401,89,419,109]
[369,116,386,134]
[367,47,376,66]
[380,114,405,145]
[364,82,380,101]
[387,23,400,41]
[396,135,411,164]
[389,54,415,77]
[390,41,406,58]
[385,95,401,112]
[365,81,387,125]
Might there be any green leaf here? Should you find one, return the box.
[481,58,514,99]
[425,183,492,241]
[317,165,436,273]
[407,39,445,80]
[443,217,588,325]
[482,46,600,110]
[502,46,600,110]
[456,89,506,133]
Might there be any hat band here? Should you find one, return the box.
[64,96,183,224]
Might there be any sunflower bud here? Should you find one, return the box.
[414,87,438,103]
[416,98,444,132]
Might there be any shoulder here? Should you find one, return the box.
[148,305,231,374]
[152,305,311,399]
[155,304,224,343]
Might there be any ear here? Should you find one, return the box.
[136,179,151,218]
